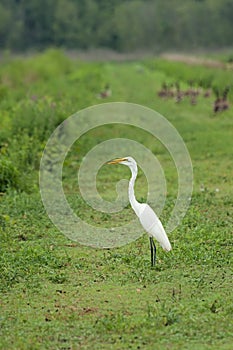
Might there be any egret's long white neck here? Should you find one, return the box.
[128,164,140,215]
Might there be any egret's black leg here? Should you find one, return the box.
[150,237,154,267]
[149,237,157,267]
[152,239,157,266]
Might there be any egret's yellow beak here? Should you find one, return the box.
[107,157,127,164]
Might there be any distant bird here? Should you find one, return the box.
[107,157,172,266]
[203,88,212,98]
[158,83,168,97]
[175,82,183,103]
[221,87,230,111]
[157,83,175,99]
[213,87,230,113]
[97,84,112,99]
[190,94,197,105]
[184,80,199,105]
[184,80,195,97]
[198,80,212,98]
[158,82,169,98]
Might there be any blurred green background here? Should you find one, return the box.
[0,0,232,53]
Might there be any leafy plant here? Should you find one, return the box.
[0,158,20,192]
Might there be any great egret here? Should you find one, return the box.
[107,156,172,266]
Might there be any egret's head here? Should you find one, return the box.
[107,156,137,172]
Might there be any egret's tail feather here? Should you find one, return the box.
[161,240,172,252]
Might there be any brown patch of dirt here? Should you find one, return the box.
[161,53,226,68]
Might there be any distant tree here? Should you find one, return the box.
[0,0,232,51]
[20,0,56,48]
[53,0,80,47]
[218,0,233,45]
[114,1,146,51]
[0,3,11,47]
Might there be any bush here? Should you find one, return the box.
[0,158,20,192]
[0,133,41,193]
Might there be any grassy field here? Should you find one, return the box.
[0,49,233,349]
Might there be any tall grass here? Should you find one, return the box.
[144,58,233,97]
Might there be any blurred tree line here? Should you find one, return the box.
[0,0,232,52]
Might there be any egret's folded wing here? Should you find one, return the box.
[139,204,172,251]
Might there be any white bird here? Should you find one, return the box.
[107,156,172,266]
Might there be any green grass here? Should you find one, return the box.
[0,50,233,349]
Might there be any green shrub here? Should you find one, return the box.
[0,158,20,192]
[30,48,72,80]
[0,133,41,193]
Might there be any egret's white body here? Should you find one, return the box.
[136,203,171,251]
[107,156,171,265]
